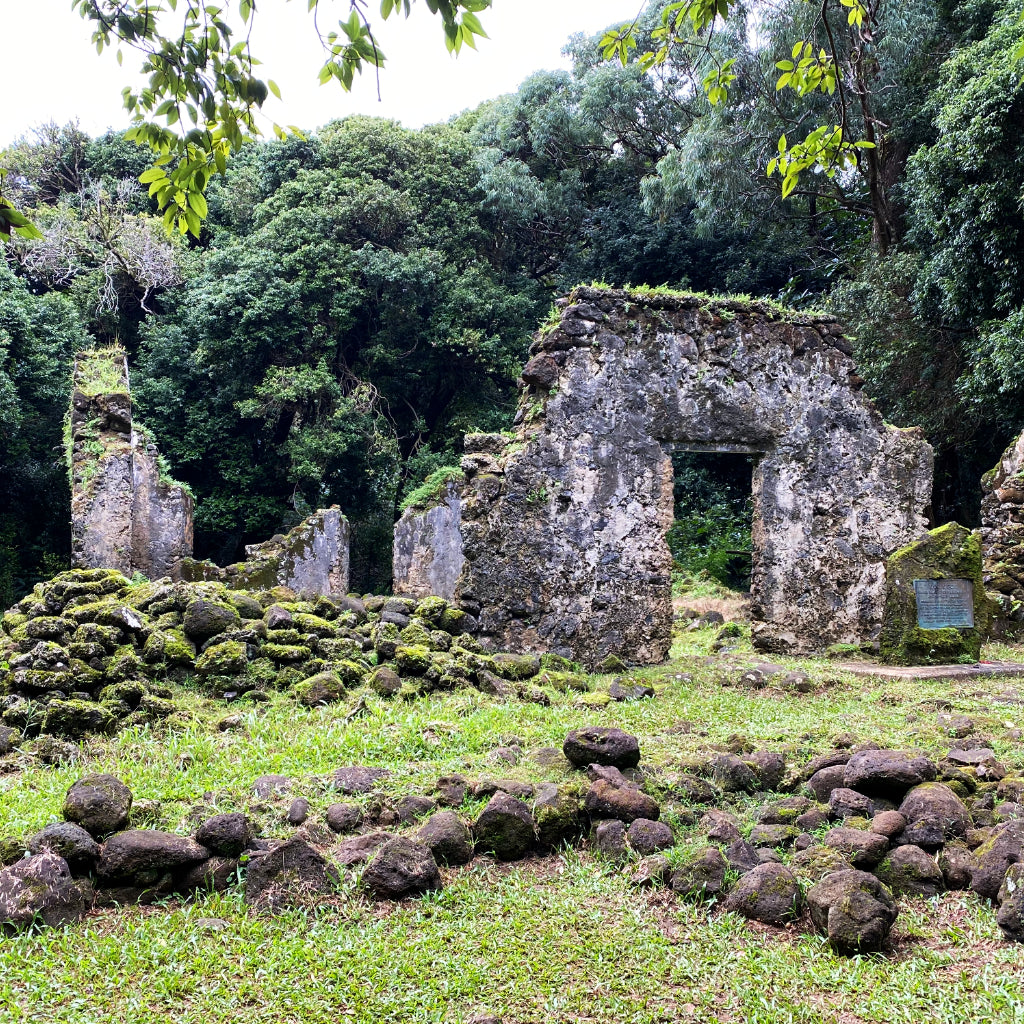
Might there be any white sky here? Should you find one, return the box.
[0,0,636,145]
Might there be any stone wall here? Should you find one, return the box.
[182,508,351,598]
[454,286,933,667]
[981,431,1024,636]
[69,350,193,580]
[393,480,464,601]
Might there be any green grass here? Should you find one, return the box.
[2,624,1024,1023]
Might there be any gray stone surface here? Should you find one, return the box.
[450,287,931,666]
[393,479,465,601]
[982,431,1024,638]
[69,350,193,579]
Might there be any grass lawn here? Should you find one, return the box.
[2,624,1023,1024]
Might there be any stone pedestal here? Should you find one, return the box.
[879,523,988,665]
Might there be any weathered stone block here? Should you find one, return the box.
[393,478,464,601]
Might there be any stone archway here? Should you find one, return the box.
[398,286,934,667]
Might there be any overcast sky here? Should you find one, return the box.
[1,0,636,145]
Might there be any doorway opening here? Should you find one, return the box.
[667,448,755,594]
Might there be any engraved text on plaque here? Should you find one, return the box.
[913,578,975,630]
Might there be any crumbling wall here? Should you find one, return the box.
[455,286,933,667]
[981,431,1024,635]
[393,480,465,601]
[69,350,193,580]
[182,508,351,598]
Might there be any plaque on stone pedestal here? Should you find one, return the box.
[914,578,975,630]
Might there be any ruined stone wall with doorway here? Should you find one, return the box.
[454,286,934,667]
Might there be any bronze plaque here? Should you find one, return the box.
[914,578,975,630]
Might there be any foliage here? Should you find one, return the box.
[399,465,465,512]
[667,452,753,590]
[0,267,89,605]
[53,1,492,237]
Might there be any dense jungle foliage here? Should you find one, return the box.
[1,0,1022,601]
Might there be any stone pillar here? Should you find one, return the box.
[69,349,193,580]
[393,479,464,601]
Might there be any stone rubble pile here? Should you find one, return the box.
[0,569,586,740]
[4,728,1024,953]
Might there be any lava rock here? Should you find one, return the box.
[938,841,975,890]
[823,826,889,869]
[869,810,907,839]
[592,819,628,861]
[287,799,310,826]
[898,782,971,841]
[631,855,671,888]
[533,783,582,848]
[196,813,253,857]
[671,847,728,899]
[626,818,674,855]
[725,839,761,874]
[325,803,363,834]
[330,766,390,794]
[724,863,802,925]
[712,754,759,793]
[807,869,899,955]
[843,750,937,798]
[417,811,474,866]
[970,819,1024,901]
[700,809,741,844]
[97,830,209,882]
[583,779,659,823]
[62,774,133,838]
[807,764,849,802]
[28,822,101,874]
[746,751,785,791]
[789,845,852,885]
[252,774,291,799]
[473,792,537,861]
[829,788,875,820]
[181,856,239,893]
[433,774,469,807]
[183,598,241,642]
[563,727,640,770]
[362,837,442,900]
[244,837,339,910]
[875,844,944,897]
[0,853,89,933]
[333,832,390,866]
[996,864,1024,941]
[748,824,799,848]
[758,796,813,825]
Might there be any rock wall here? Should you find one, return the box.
[393,481,465,601]
[69,350,193,580]
[454,286,933,667]
[182,508,351,598]
[981,432,1024,636]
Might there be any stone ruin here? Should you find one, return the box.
[182,508,351,598]
[69,349,193,580]
[69,349,350,596]
[394,286,935,667]
[393,478,464,602]
[982,432,1024,638]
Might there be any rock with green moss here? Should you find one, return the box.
[292,671,346,706]
[291,613,337,638]
[142,629,195,667]
[196,640,248,676]
[439,607,467,635]
[104,647,146,682]
[533,782,583,848]
[227,592,263,620]
[539,652,580,673]
[98,680,148,709]
[183,598,241,643]
[373,621,400,660]
[263,643,312,664]
[399,621,435,649]
[368,665,401,697]
[395,645,432,676]
[414,596,448,623]
[491,652,541,680]
[875,844,944,897]
[25,617,73,642]
[879,523,988,665]
[596,654,627,673]
[42,699,115,738]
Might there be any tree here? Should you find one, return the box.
[604,0,1023,252]
[0,1,491,242]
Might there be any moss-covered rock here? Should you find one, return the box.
[42,699,115,738]
[142,629,195,667]
[292,671,346,706]
[25,617,73,642]
[291,613,337,638]
[596,654,627,673]
[227,592,264,620]
[880,523,988,665]
[399,622,435,649]
[491,653,541,680]
[395,645,432,676]
[105,647,146,682]
[182,598,241,643]
[98,680,147,708]
[263,643,312,664]
[196,640,248,676]
[368,665,401,697]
